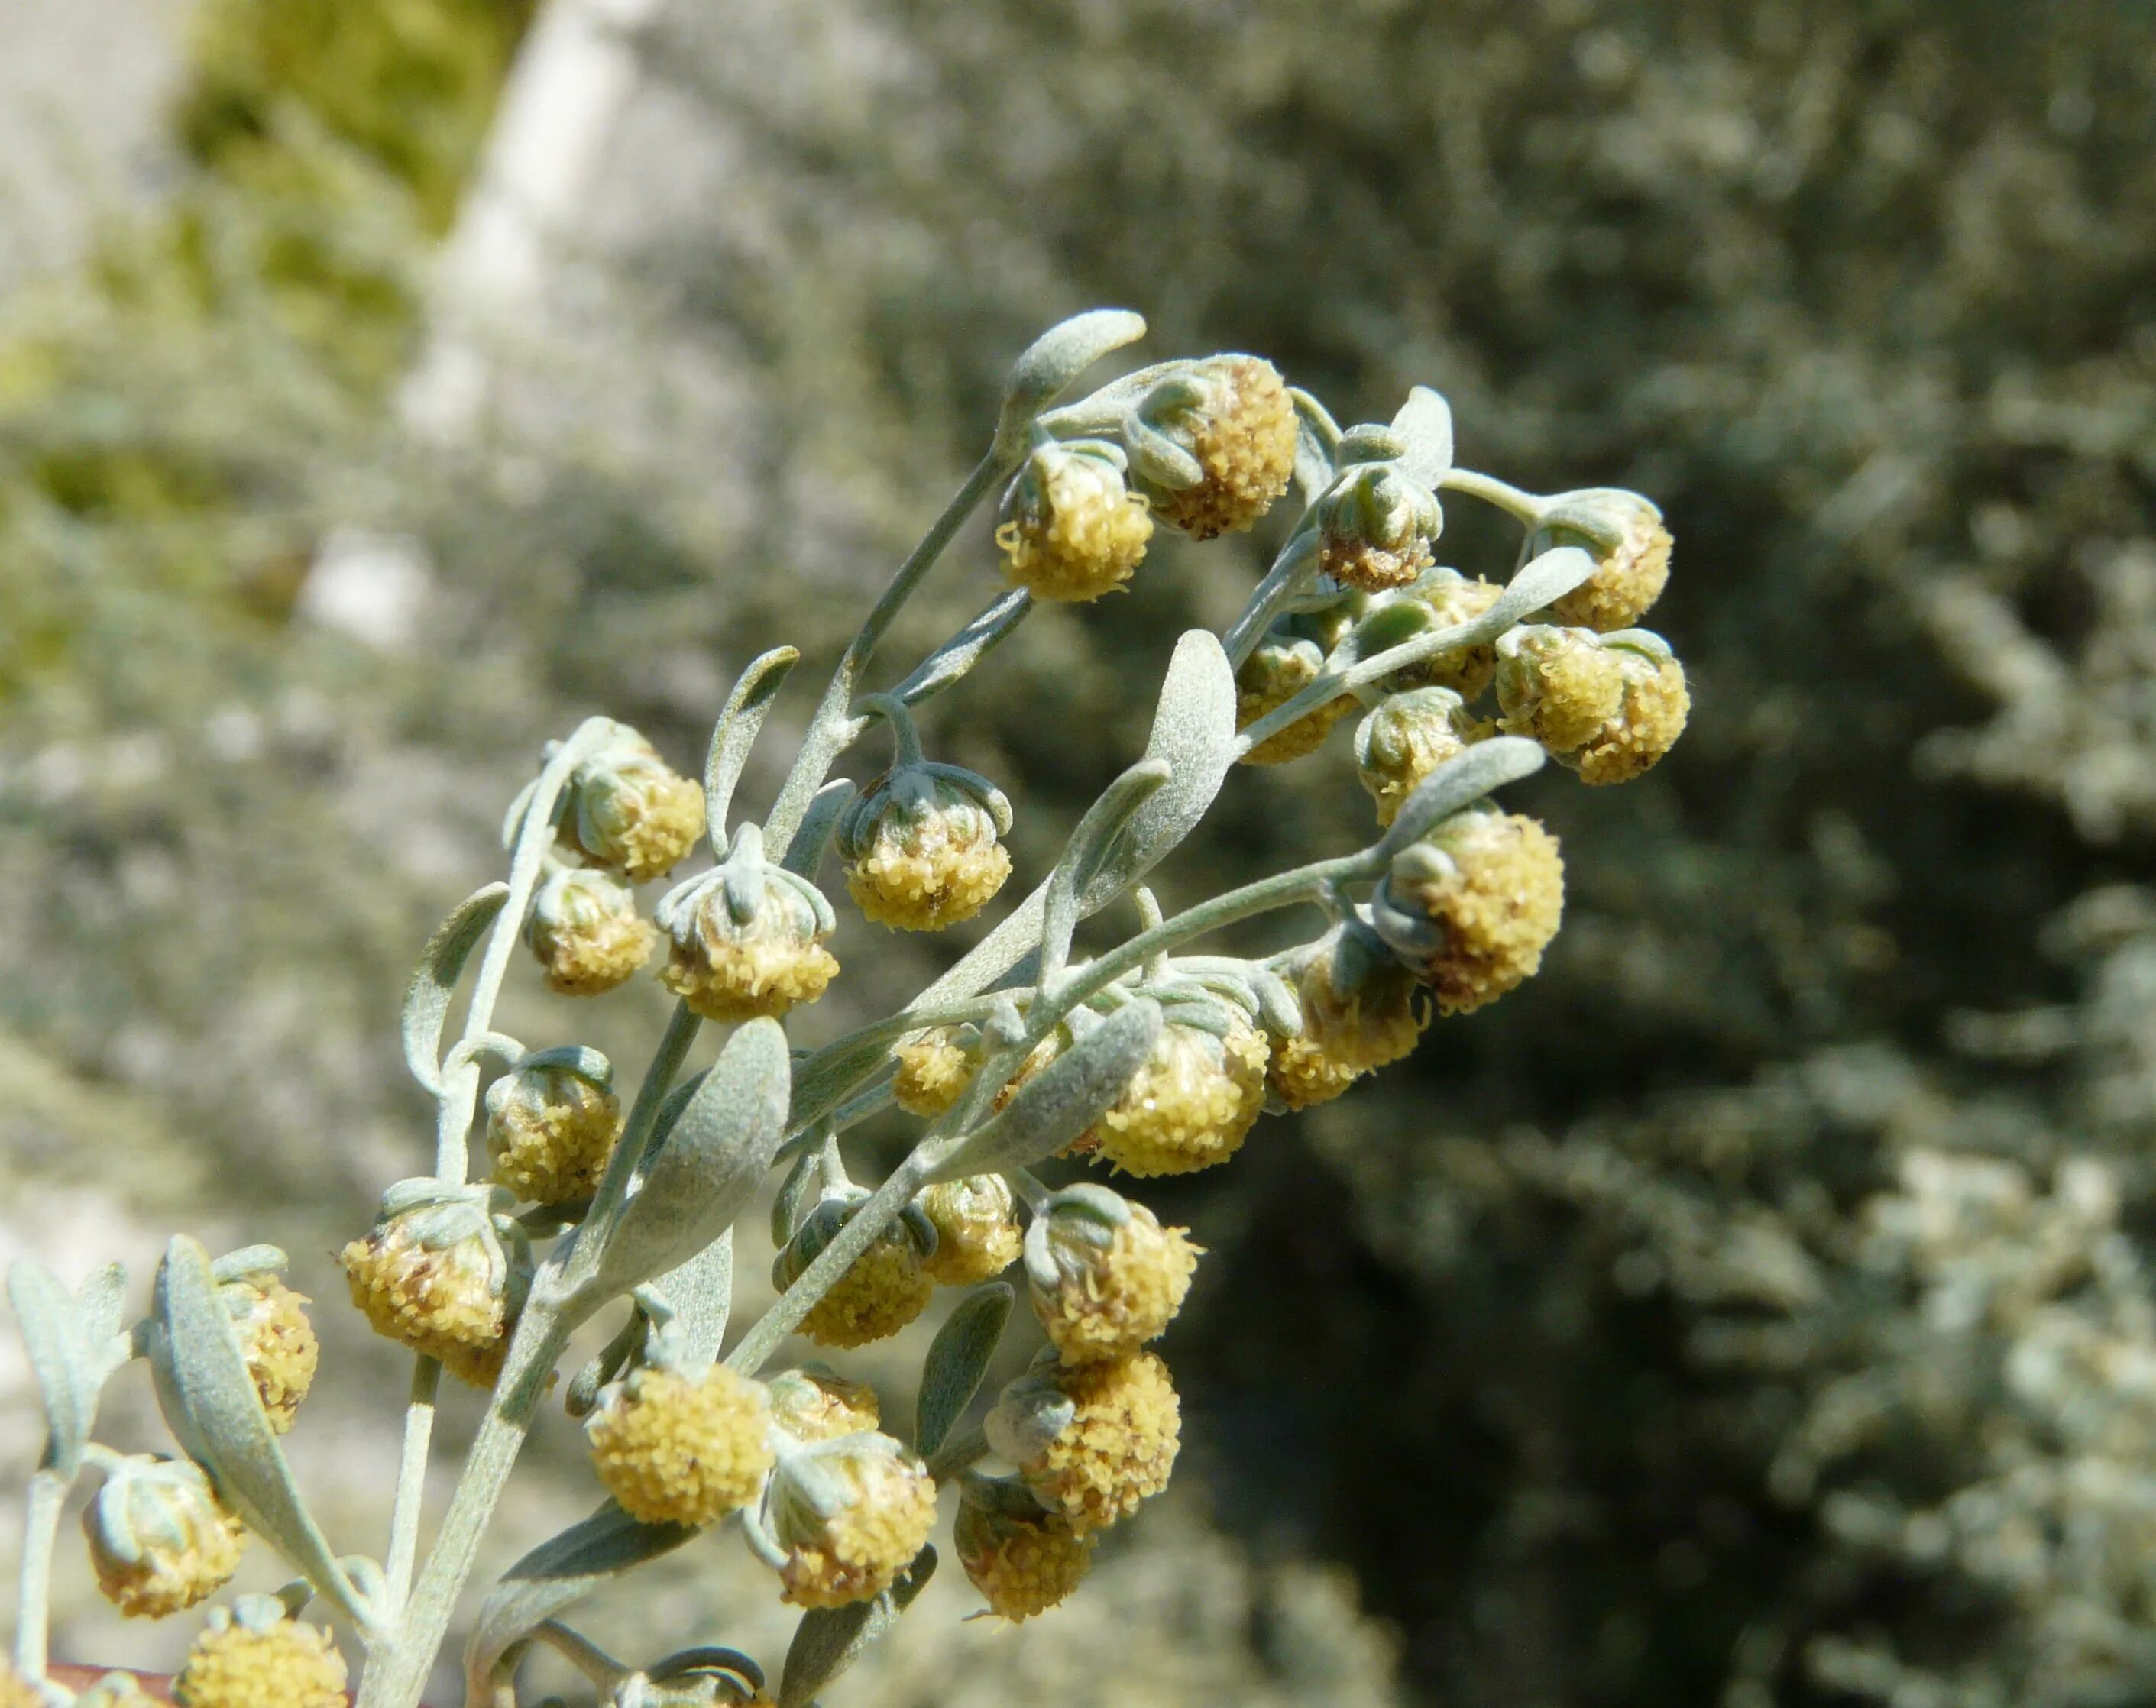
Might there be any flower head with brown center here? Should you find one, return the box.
[1312,425,1445,593]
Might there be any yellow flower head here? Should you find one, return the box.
[1027,1184,1199,1365]
[917,1174,1022,1286]
[837,759,1014,932]
[775,1194,937,1351]
[1313,427,1445,593]
[173,1603,346,1708]
[954,1477,1094,1622]
[1265,923,1429,1110]
[657,824,839,1022]
[1131,355,1297,539]
[526,865,658,997]
[1372,809,1565,1014]
[1235,632,1354,766]
[995,436,1154,602]
[1533,487,1672,631]
[1355,687,1487,828]
[485,1047,623,1206]
[217,1260,318,1435]
[987,1350,1181,1535]
[765,1435,938,1608]
[1497,626,1688,784]
[586,1364,774,1527]
[555,720,707,882]
[84,1455,245,1620]
[892,1025,981,1118]
[340,1180,524,1387]
[0,1667,44,1708]
[1371,568,1505,700]
[766,1364,882,1444]
[1092,1007,1269,1178]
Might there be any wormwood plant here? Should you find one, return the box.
[4,309,1688,1708]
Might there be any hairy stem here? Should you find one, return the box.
[383,1357,441,1609]
[1222,527,1322,668]
[764,453,1012,859]
[1439,466,1545,526]
[11,1467,66,1681]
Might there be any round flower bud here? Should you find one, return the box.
[657,823,839,1022]
[1355,687,1487,828]
[891,1024,981,1118]
[526,865,658,997]
[554,720,706,882]
[1368,568,1505,700]
[766,1364,881,1443]
[1266,923,1429,1110]
[486,1046,623,1206]
[762,1434,938,1608]
[1026,1183,1199,1364]
[1371,810,1565,1014]
[954,1474,1093,1622]
[1126,355,1297,539]
[83,1455,245,1619]
[1091,998,1269,1178]
[995,436,1153,601]
[1497,626,1688,784]
[216,1257,317,1434]
[837,761,1014,931]
[1312,427,1444,593]
[340,1180,526,1386]
[173,1602,346,1708]
[1235,632,1354,765]
[986,1349,1180,1535]
[586,1364,774,1527]
[774,1193,937,1350]
[1531,487,1672,631]
[916,1174,1022,1286]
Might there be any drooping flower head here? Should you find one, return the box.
[1026,1182,1199,1365]
[986,1347,1181,1535]
[83,1454,245,1619]
[837,755,1013,932]
[339,1179,528,1386]
[657,823,839,1022]
[1496,625,1688,784]
[1265,920,1430,1110]
[526,865,658,996]
[915,1173,1023,1286]
[1119,355,1297,539]
[761,1431,938,1608]
[1235,629,1354,765]
[1086,984,1270,1178]
[1371,808,1565,1014]
[995,435,1154,602]
[214,1250,317,1434]
[525,719,705,883]
[585,1363,774,1528]
[954,1473,1094,1622]
[1355,686,1486,828]
[1529,487,1672,632]
[772,1191,938,1350]
[1311,424,1445,593]
[173,1599,347,1708]
[1364,567,1506,700]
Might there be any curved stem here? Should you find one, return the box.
[11,1467,66,1681]
[856,694,925,768]
[764,452,1012,859]
[1223,526,1322,668]
[383,1357,440,1609]
[1439,466,1546,526]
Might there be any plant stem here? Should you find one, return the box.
[11,1467,66,1681]
[354,1312,570,1708]
[924,1425,989,1483]
[585,1001,703,1231]
[384,1358,441,1609]
[1232,612,1498,763]
[764,453,1012,859]
[1222,527,1322,668]
[1439,466,1546,526]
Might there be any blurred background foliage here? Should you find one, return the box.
[8,1,2156,1704]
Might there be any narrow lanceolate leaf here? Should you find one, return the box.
[778,1545,937,1708]
[652,1228,734,1375]
[1374,737,1548,861]
[1041,760,1171,981]
[893,590,1032,707]
[576,1020,792,1315]
[924,1001,1162,1184]
[780,779,857,880]
[1290,387,1342,505]
[402,883,510,1095]
[915,1284,1013,1457]
[993,309,1148,459]
[146,1237,368,1627]
[705,646,801,852]
[1080,629,1238,911]
[1390,385,1456,490]
[1479,545,1598,638]
[465,1502,698,1697]
[8,1263,95,1475]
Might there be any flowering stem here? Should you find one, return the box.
[764,452,1014,860]
[1222,526,1322,668]
[1439,466,1546,526]
[1232,614,1494,763]
[11,1467,66,1681]
[584,1000,703,1232]
[383,1357,441,1609]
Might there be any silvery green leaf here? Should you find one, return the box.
[992,309,1148,460]
[209,1246,287,1284]
[1390,386,1455,489]
[465,1502,698,1697]
[893,590,1032,707]
[780,780,856,880]
[146,1237,369,1627]
[1041,759,1171,981]
[1483,545,1597,636]
[704,646,800,853]
[576,1021,791,1315]
[789,1025,906,1140]
[76,1262,134,1390]
[778,1545,937,1708]
[924,1000,1161,1184]
[772,1147,821,1250]
[651,1228,733,1374]
[1373,736,1547,860]
[8,1262,95,1475]
[403,883,510,1095]
[915,1283,1012,1457]
[1291,388,1342,505]
[1081,631,1238,912]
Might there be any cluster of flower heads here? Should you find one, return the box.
[11,328,1687,1706]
